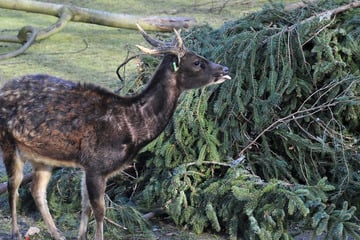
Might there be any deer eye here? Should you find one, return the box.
[194,60,201,66]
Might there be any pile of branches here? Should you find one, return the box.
[122,0,360,239]
[28,0,359,239]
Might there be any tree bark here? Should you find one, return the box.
[0,0,196,31]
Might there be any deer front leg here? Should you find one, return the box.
[85,173,106,240]
[31,164,65,240]
[78,172,92,240]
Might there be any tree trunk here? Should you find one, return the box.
[0,0,196,31]
[0,0,196,59]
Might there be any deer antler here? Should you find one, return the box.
[136,24,186,58]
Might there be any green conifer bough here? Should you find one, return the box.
[133,0,360,238]
[45,0,360,239]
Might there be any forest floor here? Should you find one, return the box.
[0,0,328,239]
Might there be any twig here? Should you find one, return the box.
[104,216,128,230]
[264,1,360,44]
[128,162,139,201]
[301,16,336,46]
[184,161,232,167]
[238,77,358,156]
[238,102,337,156]
[297,1,360,24]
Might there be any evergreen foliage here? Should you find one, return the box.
[43,0,360,239]
[46,169,151,239]
[128,0,360,238]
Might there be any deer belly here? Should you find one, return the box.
[17,144,82,168]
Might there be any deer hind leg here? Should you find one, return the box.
[78,172,92,240]
[84,173,106,240]
[30,163,65,240]
[2,146,25,240]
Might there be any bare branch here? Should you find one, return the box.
[104,217,128,230]
[0,0,196,31]
[0,26,38,60]
[264,1,360,44]
[238,76,359,156]
[142,208,166,220]
[0,0,196,59]
[0,7,73,60]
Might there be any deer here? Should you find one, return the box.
[0,24,231,240]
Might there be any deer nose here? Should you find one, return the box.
[223,67,229,75]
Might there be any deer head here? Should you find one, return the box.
[136,24,231,90]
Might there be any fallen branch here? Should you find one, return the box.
[104,216,127,230]
[296,1,360,25]
[0,26,38,59]
[142,208,166,220]
[0,7,71,59]
[0,0,196,59]
[264,1,360,44]
[0,0,196,31]
[0,173,33,194]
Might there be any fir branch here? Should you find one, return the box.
[301,16,336,46]
[238,76,358,156]
[114,1,360,238]
[264,1,360,45]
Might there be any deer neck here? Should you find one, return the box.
[121,63,182,146]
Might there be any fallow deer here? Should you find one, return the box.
[0,25,230,240]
